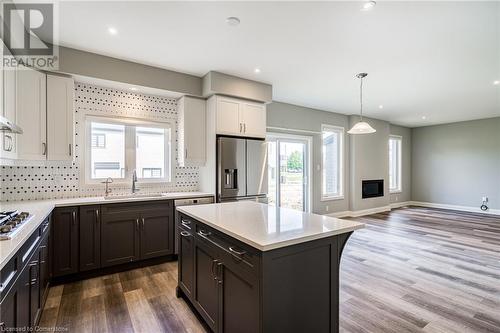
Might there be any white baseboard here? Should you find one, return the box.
[409,201,500,216]
[327,205,392,218]
[325,200,499,218]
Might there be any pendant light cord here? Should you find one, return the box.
[359,76,364,121]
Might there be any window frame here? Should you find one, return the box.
[84,115,173,185]
[388,135,403,194]
[321,124,344,201]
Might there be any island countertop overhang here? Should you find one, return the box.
[176,201,364,251]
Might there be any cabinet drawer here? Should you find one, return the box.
[194,223,260,276]
[0,254,18,302]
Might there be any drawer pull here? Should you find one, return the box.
[22,236,40,262]
[181,219,191,229]
[0,271,16,292]
[211,259,219,279]
[229,246,246,256]
[198,230,211,237]
[180,231,191,237]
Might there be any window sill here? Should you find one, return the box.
[321,195,345,202]
[389,190,402,194]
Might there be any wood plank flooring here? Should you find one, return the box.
[39,206,500,333]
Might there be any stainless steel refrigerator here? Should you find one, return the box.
[217,136,268,202]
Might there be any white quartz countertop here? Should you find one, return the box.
[177,201,364,251]
[0,192,213,270]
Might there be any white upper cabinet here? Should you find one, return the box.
[216,97,241,135]
[1,46,18,160]
[215,96,266,138]
[178,96,206,167]
[240,101,266,138]
[47,74,75,161]
[16,65,47,160]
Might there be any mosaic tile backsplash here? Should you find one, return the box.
[0,83,199,201]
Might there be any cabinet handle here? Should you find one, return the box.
[198,230,211,238]
[244,123,246,133]
[217,262,223,284]
[95,209,99,222]
[4,134,12,151]
[229,246,247,256]
[211,259,219,279]
[69,144,72,156]
[42,142,47,155]
[181,219,191,229]
[239,123,242,133]
[135,219,139,231]
[72,211,76,225]
[141,217,145,229]
[180,230,191,237]
[185,148,187,159]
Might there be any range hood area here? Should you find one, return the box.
[0,115,23,134]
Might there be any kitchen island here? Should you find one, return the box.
[176,201,364,333]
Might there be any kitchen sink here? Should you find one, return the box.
[103,193,168,200]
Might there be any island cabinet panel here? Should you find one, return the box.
[177,212,354,333]
[193,236,219,332]
[79,205,101,271]
[178,226,195,298]
[51,207,79,277]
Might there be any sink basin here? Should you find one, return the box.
[103,193,168,200]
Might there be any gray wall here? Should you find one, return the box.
[58,47,202,96]
[412,117,500,210]
[349,116,390,211]
[390,124,412,204]
[267,102,350,214]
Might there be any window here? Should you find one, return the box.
[321,125,344,200]
[389,135,402,193]
[85,117,172,183]
[91,133,106,148]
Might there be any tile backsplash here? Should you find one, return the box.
[0,83,199,202]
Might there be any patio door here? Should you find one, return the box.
[267,133,311,212]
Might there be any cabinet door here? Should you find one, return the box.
[1,45,17,160]
[0,279,19,330]
[16,65,47,160]
[46,74,74,161]
[216,97,241,135]
[194,238,219,332]
[178,227,194,297]
[51,207,79,277]
[240,102,266,138]
[178,96,206,166]
[101,213,140,267]
[28,253,41,326]
[39,233,50,305]
[79,205,101,271]
[16,265,30,329]
[140,209,173,259]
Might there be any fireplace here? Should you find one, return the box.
[362,179,384,199]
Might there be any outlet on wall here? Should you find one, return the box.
[482,196,489,203]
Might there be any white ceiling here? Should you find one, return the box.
[50,1,499,127]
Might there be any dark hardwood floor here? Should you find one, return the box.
[39,206,500,333]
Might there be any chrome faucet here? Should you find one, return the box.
[132,170,139,194]
[101,177,113,197]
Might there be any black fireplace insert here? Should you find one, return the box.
[362,179,384,199]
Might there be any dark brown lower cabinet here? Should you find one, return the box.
[101,213,140,267]
[140,208,174,259]
[79,205,101,271]
[0,217,50,331]
[193,237,220,332]
[178,227,194,298]
[51,207,79,277]
[177,213,353,333]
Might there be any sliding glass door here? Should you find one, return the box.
[267,134,311,212]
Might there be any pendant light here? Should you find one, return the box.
[348,73,376,134]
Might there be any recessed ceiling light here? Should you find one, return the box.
[362,1,376,11]
[107,27,118,35]
[129,87,138,91]
[378,105,383,109]
[226,17,240,26]
[254,68,261,74]
[422,116,427,120]
[494,80,500,85]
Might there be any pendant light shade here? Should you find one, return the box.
[347,121,376,134]
[348,73,376,135]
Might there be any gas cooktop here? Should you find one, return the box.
[0,210,33,240]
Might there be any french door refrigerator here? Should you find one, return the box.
[217,136,268,202]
